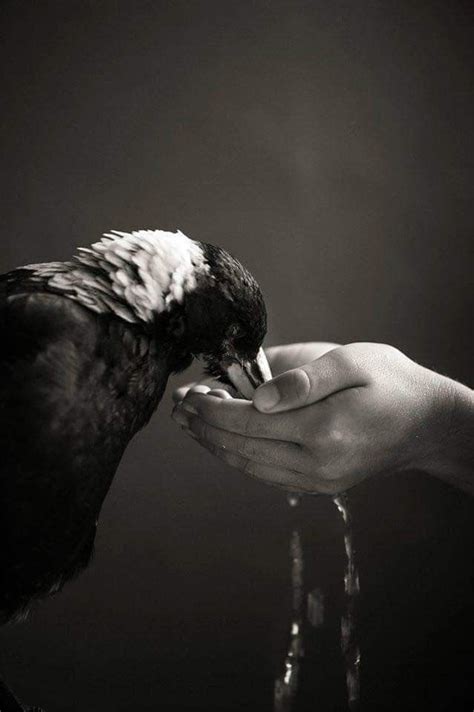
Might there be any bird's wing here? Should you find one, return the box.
[0,282,163,619]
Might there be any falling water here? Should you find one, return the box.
[274,492,360,711]
[334,494,361,710]
[274,496,304,712]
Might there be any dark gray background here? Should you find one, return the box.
[0,2,473,711]
[1,0,473,384]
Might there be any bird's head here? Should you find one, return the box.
[178,242,271,398]
[28,229,271,398]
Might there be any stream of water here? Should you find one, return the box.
[274,493,360,711]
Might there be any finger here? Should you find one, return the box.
[253,345,370,413]
[189,384,211,394]
[195,441,330,494]
[173,378,233,404]
[265,342,340,375]
[175,411,307,471]
[201,444,299,488]
[174,383,210,405]
[207,389,233,399]
[197,375,230,390]
[177,392,303,443]
[172,383,196,403]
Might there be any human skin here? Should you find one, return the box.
[172,342,474,496]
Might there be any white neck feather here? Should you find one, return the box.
[24,229,210,323]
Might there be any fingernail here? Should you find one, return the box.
[254,383,280,411]
[181,402,198,415]
[172,408,189,427]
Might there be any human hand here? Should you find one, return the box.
[172,342,472,495]
[172,341,339,403]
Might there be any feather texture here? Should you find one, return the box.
[21,229,209,324]
[0,289,170,621]
[0,228,267,622]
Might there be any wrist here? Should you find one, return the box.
[419,372,474,494]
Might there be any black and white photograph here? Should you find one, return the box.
[0,1,473,710]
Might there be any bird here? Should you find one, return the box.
[0,228,271,622]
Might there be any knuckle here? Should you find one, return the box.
[327,347,353,373]
[243,459,257,476]
[290,369,311,403]
[376,342,399,356]
[380,343,406,366]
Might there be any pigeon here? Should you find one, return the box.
[0,228,271,621]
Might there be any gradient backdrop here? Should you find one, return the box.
[0,2,473,711]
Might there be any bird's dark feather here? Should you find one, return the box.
[0,279,168,621]
[0,236,267,621]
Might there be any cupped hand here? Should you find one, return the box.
[172,342,463,495]
[172,341,339,404]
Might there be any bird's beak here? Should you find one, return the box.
[224,347,272,400]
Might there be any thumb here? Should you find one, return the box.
[253,346,369,413]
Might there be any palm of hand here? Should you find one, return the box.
[172,342,450,495]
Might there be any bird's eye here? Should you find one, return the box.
[228,324,243,339]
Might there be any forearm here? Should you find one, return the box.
[424,376,474,495]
